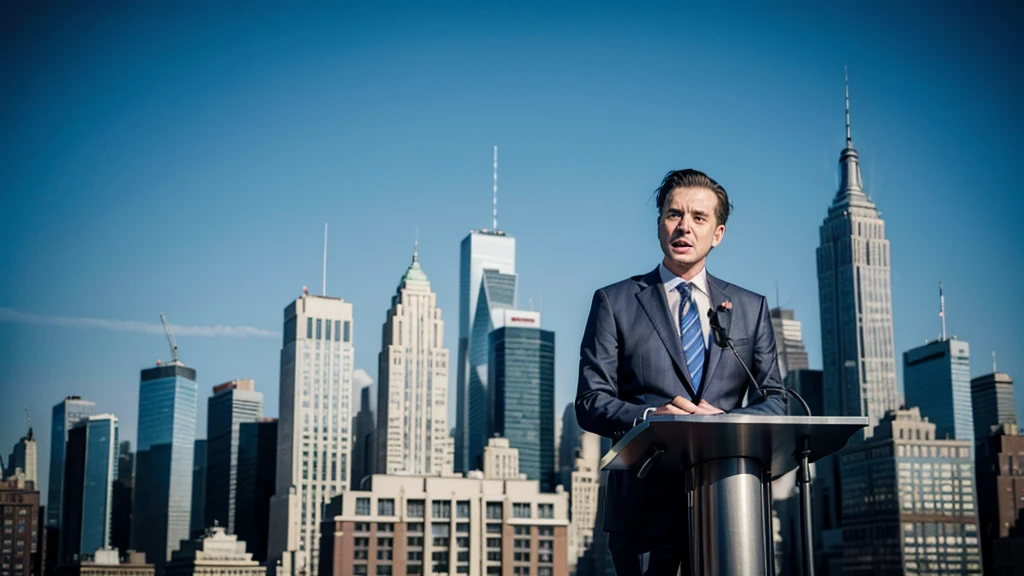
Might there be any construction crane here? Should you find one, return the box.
[159,313,180,365]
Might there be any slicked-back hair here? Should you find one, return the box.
[653,169,732,226]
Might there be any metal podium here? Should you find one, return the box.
[600,414,867,576]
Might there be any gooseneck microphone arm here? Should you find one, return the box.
[706,307,812,416]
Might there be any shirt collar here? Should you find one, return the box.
[659,262,708,297]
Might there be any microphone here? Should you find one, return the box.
[707,306,811,416]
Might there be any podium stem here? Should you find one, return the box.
[796,436,815,576]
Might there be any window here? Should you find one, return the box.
[356,498,370,516]
[456,500,470,518]
[307,317,313,338]
[355,522,371,532]
[335,320,341,341]
[408,550,423,561]
[538,526,554,537]
[432,500,451,519]
[376,566,392,575]
[378,498,395,516]
[514,526,530,535]
[407,566,422,575]
[377,523,394,533]
[353,566,367,575]
[457,565,469,574]
[407,499,425,518]
[513,503,531,518]
[407,536,423,547]
[325,319,331,340]
[316,319,322,339]
[538,503,554,519]
[456,522,470,534]
[487,568,502,575]
[487,538,502,548]
[486,502,503,520]
[344,320,351,342]
[486,523,502,534]
[487,551,502,561]
[408,522,424,534]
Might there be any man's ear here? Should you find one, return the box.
[711,224,726,247]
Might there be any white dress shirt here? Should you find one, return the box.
[659,262,711,348]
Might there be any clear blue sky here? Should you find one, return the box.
[2,2,1022,504]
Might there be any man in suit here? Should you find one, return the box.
[575,169,787,575]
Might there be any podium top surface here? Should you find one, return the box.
[599,414,868,479]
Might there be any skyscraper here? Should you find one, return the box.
[236,418,277,563]
[456,229,516,472]
[769,308,810,379]
[904,338,973,443]
[839,407,981,574]
[975,424,1024,575]
[205,379,263,533]
[132,362,198,572]
[189,440,206,538]
[557,402,583,490]
[375,250,452,476]
[1,476,43,576]
[568,432,602,576]
[59,415,118,564]
[350,385,375,490]
[47,397,96,530]
[110,441,133,554]
[816,73,899,436]
[268,293,355,576]
[467,266,518,470]
[971,372,1017,441]
[488,310,556,491]
[4,424,37,486]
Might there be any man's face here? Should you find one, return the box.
[657,186,726,274]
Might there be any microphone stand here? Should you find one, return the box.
[708,307,815,576]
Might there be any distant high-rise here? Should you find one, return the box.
[557,403,583,490]
[132,362,198,572]
[204,379,263,533]
[816,73,899,436]
[189,440,206,539]
[59,415,118,564]
[350,385,375,490]
[165,526,264,576]
[769,308,810,379]
[839,407,981,574]
[481,436,521,480]
[1,476,43,576]
[47,397,96,530]
[568,432,601,576]
[5,424,37,486]
[110,441,133,554]
[975,424,1024,575]
[971,372,1017,440]
[268,293,355,576]
[488,310,555,491]
[904,338,973,443]
[456,229,516,472]
[376,250,453,476]
[236,418,277,563]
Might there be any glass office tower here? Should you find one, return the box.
[132,363,198,571]
[488,311,555,491]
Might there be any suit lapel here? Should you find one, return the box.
[635,268,696,398]
[701,273,733,396]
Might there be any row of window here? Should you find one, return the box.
[354,498,554,520]
[307,318,351,343]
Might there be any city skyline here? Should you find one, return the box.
[2,2,1023,509]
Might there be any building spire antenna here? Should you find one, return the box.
[322,223,328,296]
[845,66,852,148]
[492,145,498,231]
[993,351,997,373]
[413,226,419,262]
[939,282,947,341]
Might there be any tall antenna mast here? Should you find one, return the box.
[939,282,947,341]
[845,66,852,147]
[492,145,498,230]
[993,351,998,373]
[322,223,328,296]
[159,313,179,365]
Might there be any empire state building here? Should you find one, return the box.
[816,74,900,436]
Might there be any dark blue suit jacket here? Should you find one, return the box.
[575,267,787,537]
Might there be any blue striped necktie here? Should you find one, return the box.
[678,283,705,391]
